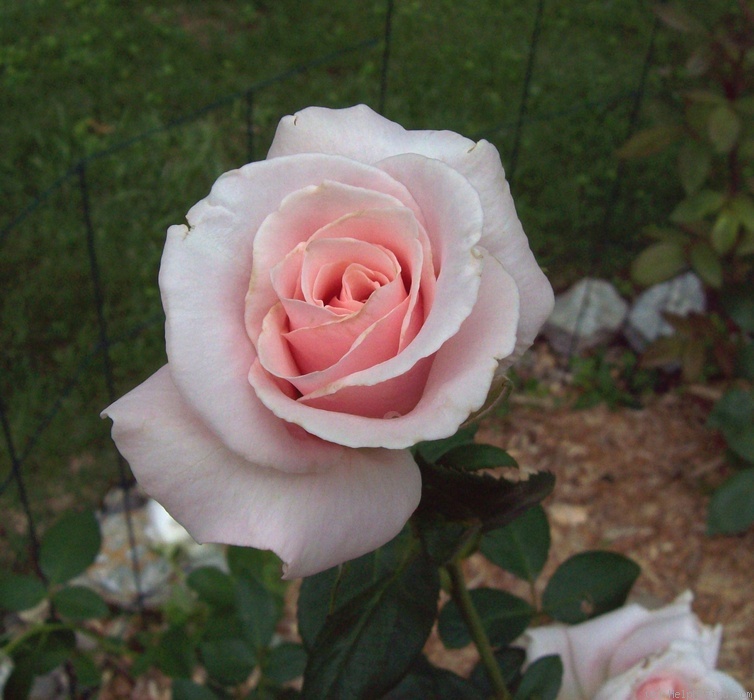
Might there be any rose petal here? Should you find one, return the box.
[268,104,554,363]
[268,103,476,170]
[101,366,421,579]
[520,592,725,700]
[561,604,660,699]
[257,206,431,385]
[298,237,398,306]
[250,251,518,447]
[258,295,414,399]
[250,153,486,434]
[593,640,747,700]
[245,181,426,344]
[283,276,407,374]
[607,592,722,677]
[444,140,554,364]
[162,154,426,466]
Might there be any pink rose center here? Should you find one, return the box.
[635,676,691,700]
[247,192,437,418]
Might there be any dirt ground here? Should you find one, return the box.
[424,342,754,688]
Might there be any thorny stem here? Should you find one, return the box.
[445,560,512,700]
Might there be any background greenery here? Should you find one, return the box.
[0,0,732,561]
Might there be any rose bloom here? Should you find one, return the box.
[102,105,553,578]
[520,591,746,700]
[593,640,747,700]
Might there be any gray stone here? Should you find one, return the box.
[75,499,225,610]
[624,272,706,352]
[543,278,629,355]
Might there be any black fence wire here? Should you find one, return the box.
[1,0,665,611]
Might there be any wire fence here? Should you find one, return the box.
[2,0,663,609]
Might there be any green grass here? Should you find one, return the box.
[0,0,729,559]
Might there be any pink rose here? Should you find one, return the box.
[593,640,747,700]
[520,592,731,700]
[102,105,552,578]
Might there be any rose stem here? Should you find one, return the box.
[445,560,512,700]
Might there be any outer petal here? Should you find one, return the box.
[607,591,721,677]
[250,251,518,447]
[162,154,424,467]
[268,104,554,360]
[101,366,421,579]
[520,604,654,699]
[445,140,554,364]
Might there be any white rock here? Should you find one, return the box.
[543,278,628,355]
[625,272,706,352]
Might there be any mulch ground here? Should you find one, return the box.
[422,342,754,687]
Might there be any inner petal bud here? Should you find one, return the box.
[341,265,389,303]
[300,237,399,310]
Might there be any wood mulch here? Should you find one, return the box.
[424,342,754,688]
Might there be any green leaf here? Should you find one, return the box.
[187,567,235,609]
[417,457,555,533]
[172,679,220,700]
[731,195,754,233]
[670,190,725,224]
[52,585,108,621]
[710,212,739,255]
[514,655,563,700]
[155,625,195,678]
[4,629,76,699]
[202,609,243,640]
[721,285,754,332]
[236,577,280,653]
[71,653,101,687]
[39,510,101,584]
[298,534,410,650]
[708,104,741,153]
[264,643,307,685]
[301,551,440,700]
[297,568,341,652]
[416,515,476,567]
[387,656,485,700]
[678,141,711,194]
[542,551,640,623]
[689,241,722,288]
[414,424,479,463]
[438,589,534,649]
[630,241,686,287]
[708,389,754,462]
[200,638,256,686]
[0,574,46,612]
[439,443,518,471]
[226,547,286,600]
[616,124,681,159]
[480,506,550,582]
[707,469,754,535]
